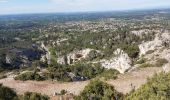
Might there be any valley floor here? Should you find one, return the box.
[0,67,162,99]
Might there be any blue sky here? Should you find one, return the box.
[0,0,170,15]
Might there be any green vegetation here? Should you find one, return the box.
[146,50,155,54]
[126,72,170,100]
[15,71,44,81]
[46,63,118,82]
[155,58,168,67]
[139,58,169,68]
[75,80,123,100]
[0,74,7,79]
[20,92,49,100]
[0,70,7,79]
[135,58,147,64]
[15,63,119,82]
[0,84,49,100]
[139,63,154,68]
[75,72,170,100]
[120,44,140,59]
[99,69,119,80]
[60,90,67,95]
[70,63,104,79]
[1,10,170,100]
[47,64,72,82]
[0,84,18,100]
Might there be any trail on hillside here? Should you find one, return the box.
[0,67,162,98]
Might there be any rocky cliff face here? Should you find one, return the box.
[100,49,132,74]
[139,32,170,56]
[138,32,170,72]
[5,48,42,67]
[57,49,102,65]
[40,42,51,64]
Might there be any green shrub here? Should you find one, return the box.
[0,73,7,79]
[87,50,103,61]
[70,63,105,79]
[47,65,72,82]
[47,63,119,82]
[121,44,140,59]
[100,69,119,80]
[21,92,49,100]
[135,58,147,64]
[139,63,153,68]
[125,72,170,100]
[60,89,67,95]
[146,50,155,54]
[75,80,124,100]
[155,58,168,67]
[138,58,168,68]
[15,71,44,81]
[0,84,18,100]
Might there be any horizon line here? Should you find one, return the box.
[0,7,170,16]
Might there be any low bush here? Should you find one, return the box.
[121,44,140,59]
[0,73,7,79]
[20,92,49,100]
[155,58,168,67]
[46,62,121,82]
[139,63,153,68]
[15,71,44,81]
[75,80,124,100]
[146,50,155,54]
[60,89,67,95]
[0,84,18,100]
[125,72,170,100]
[135,58,147,64]
[100,69,119,80]
[70,63,104,79]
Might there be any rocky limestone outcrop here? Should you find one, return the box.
[139,32,170,56]
[40,42,52,64]
[5,48,42,67]
[57,49,102,65]
[163,63,170,73]
[100,49,132,74]
[160,32,170,47]
[131,29,160,37]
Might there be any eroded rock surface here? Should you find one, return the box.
[139,32,170,56]
[100,49,132,74]
[57,48,102,65]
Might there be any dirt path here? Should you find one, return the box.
[0,78,88,96]
[0,67,162,99]
[108,67,162,94]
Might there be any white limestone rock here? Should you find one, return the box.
[139,33,170,56]
[57,48,102,65]
[131,29,160,37]
[100,49,132,74]
[131,29,150,36]
[163,63,170,73]
[139,35,162,56]
[40,42,51,64]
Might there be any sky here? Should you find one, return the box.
[0,0,170,15]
